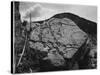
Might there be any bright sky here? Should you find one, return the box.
[19,2,97,22]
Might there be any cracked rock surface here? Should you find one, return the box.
[14,3,97,73]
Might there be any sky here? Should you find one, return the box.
[19,2,97,22]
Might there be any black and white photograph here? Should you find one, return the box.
[11,1,97,74]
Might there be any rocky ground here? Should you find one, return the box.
[13,2,97,74]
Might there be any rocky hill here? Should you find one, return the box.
[13,2,97,73]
